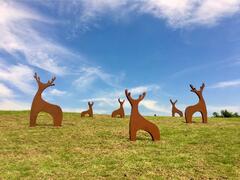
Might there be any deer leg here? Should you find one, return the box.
[129,128,137,141]
[201,111,208,123]
[30,111,38,127]
[185,109,193,123]
[53,115,62,126]
[179,111,183,117]
[145,124,160,141]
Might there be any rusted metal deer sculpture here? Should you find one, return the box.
[125,89,160,141]
[170,99,183,117]
[81,102,94,117]
[111,98,125,118]
[185,83,207,123]
[30,73,63,127]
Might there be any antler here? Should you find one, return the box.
[34,72,41,84]
[138,92,146,101]
[46,76,56,87]
[118,98,125,104]
[190,84,196,92]
[200,83,205,91]
[170,99,173,104]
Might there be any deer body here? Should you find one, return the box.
[111,98,125,118]
[185,83,208,123]
[30,73,62,127]
[125,90,160,141]
[170,99,183,117]
[81,102,94,117]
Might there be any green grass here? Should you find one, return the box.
[0,111,239,179]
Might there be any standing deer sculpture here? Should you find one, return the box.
[30,73,63,127]
[81,102,94,117]
[125,89,160,141]
[185,83,207,123]
[111,98,125,118]
[170,99,183,117]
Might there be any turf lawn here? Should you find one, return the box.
[0,111,239,179]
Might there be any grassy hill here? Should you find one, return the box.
[0,111,239,179]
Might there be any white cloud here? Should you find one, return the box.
[141,99,169,114]
[192,0,240,25]
[49,89,66,96]
[80,84,165,114]
[0,62,34,94]
[0,99,30,110]
[74,66,124,89]
[0,1,82,75]
[129,85,160,95]
[209,79,240,88]
[0,83,14,98]
[49,0,240,30]
[139,0,240,27]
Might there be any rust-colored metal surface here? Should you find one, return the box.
[111,98,125,118]
[30,73,63,127]
[170,99,183,117]
[81,102,94,117]
[185,83,208,123]
[125,89,160,141]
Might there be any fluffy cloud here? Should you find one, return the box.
[0,1,82,75]
[0,83,14,98]
[74,66,125,89]
[0,99,30,110]
[0,62,34,94]
[141,99,169,114]
[49,89,67,96]
[49,0,240,29]
[80,84,170,115]
[209,79,240,88]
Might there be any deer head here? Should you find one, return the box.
[170,99,177,106]
[118,98,125,106]
[34,72,56,92]
[88,101,94,108]
[189,83,205,99]
[125,89,146,106]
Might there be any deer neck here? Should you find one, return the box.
[131,106,140,116]
[119,105,123,110]
[194,95,206,107]
[89,107,93,113]
[33,89,44,101]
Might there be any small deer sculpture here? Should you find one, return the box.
[125,89,160,141]
[185,83,208,123]
[30,73,63,127]
[170,99,183,117]
[81,102,94,117]
[111,98,125,118]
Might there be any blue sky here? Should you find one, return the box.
[0,0,240,115]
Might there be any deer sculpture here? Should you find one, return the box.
[30,73,63,127]
[125,89,160,141]
[81,102,94,117]
[170,99,183,117]
[185,83,208,123]
[111,98,125,118]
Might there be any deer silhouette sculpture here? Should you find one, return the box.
[170,99,183,117]
[125,89,160,141]
[185,83,208,123]
[111,98,125,118]
[81,102,94,117]
[30,73,63,127]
